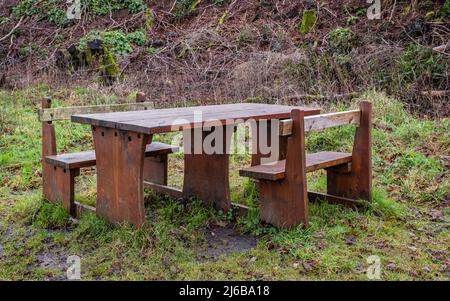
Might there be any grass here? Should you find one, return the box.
[0,85,448,280]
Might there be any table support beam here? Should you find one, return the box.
[92,126,151,227]
[182,125,235,212]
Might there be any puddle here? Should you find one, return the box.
[197,225,257,261]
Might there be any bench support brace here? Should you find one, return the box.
[42,97,78,214]
[327,102,372,202]
[259,110,309,228]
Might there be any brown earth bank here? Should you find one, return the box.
[0,0,449,115]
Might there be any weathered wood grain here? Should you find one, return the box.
[327,102,373,202]
[44,142,177,169]
[279,110,360,136]
[71,103,320,134]
[258,109,309,228]
[143,181,183,199]
[239,151,353,181]
[39,102,154,122]
[93,127,151,227]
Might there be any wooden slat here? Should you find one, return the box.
[45,142,178,169]
[74,201,96,218]
[239,152,352,181]
[45,150,96,169]
[279,110,360,136]
[71,103,321,134]
[143,181,183,199]
[39,102,154,122]
[232,203,250,217]
[308,191,369,208]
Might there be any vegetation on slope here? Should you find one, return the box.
[0,0,448,114]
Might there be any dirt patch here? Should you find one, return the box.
[37,250,68,270]
[197,224,257,261]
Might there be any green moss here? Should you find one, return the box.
[145,8,154,31]
[299,10,317,34]
[84,48,93,65]
[100,50,121,83]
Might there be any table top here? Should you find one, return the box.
[71,103,320,134]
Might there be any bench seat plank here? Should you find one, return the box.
[239,151,352,181]
[45,142,178,170]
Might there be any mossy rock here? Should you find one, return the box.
[299,10,317,34]
[100,50,120,85]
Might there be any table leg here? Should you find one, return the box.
[183,125,234,212]
[92,126,151,227]
[251,120,288,166]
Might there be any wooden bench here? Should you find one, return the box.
[40,92,178,217]
[240,101,372,229]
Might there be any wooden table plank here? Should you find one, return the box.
[72,103,320,134]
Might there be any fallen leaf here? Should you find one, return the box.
[214,220,228,227]
[345,235,357,245]
[407,245,418,252]
[314,230,325,239]
[386,263,397,271]
[302,262,313,272]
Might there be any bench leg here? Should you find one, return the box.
[143,154,168,185]
[259,178,309,229]
[259,110,309,229]
[327,102,372,202]
[42,165,78,216]
[92,126,151,227]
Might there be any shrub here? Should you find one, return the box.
[79,30,132,55]
[12,0,70,26]
[397,44,448,88]
[127,30,147,46]
[0,16,11,25]
[346,15,358,25]
[174,0,201,20]
[235,30,253,48]
[126,0,146,13]
[12,0,41,18]
[46,7,70,26]
[440,0,450,17]
[327,27,358,54]
[84,0,146,16]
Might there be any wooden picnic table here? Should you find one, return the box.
[71,103,320,226]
